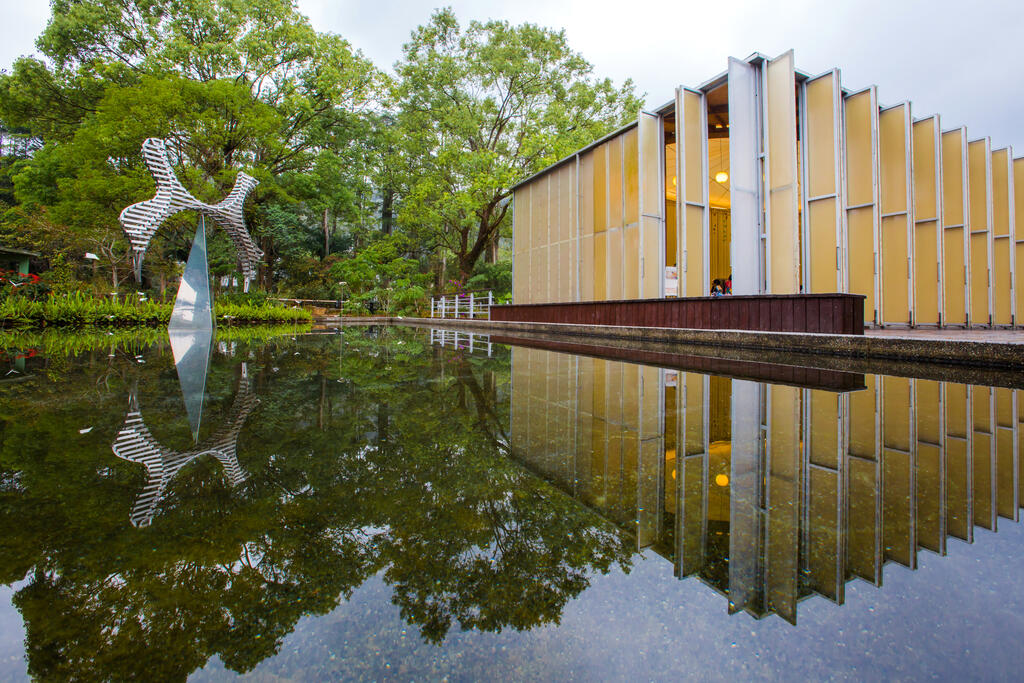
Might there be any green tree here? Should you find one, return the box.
[393,8,643,284]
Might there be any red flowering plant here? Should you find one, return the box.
[0,269,48,301]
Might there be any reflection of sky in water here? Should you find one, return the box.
[190,524,1024,681]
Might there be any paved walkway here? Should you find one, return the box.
[865,328,1024,344]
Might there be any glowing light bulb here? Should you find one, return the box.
[715,473,729,487]
[714,171,729,184]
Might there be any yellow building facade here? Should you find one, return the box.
[512,51,1021,328]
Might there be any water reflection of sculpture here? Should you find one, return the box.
[111,363,258,527]
[508,344,1024,624]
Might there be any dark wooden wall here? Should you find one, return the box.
[490,294,865,335]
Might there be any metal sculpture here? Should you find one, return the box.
[111,364,259,528]
[118,138,262,290]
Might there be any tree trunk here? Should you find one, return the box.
[380,188,394,235]
[322,207,330,260]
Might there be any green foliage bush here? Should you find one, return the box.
[0,292,312,328]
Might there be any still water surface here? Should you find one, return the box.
[1,326,1023,680]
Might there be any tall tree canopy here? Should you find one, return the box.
[0,0,380,288]
[393,9,643,282]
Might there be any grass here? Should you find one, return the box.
[0,292,313,329]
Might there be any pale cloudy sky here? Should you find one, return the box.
[2,0,1022,149]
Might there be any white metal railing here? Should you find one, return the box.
[429,328,493,356]
[430,291,493,319]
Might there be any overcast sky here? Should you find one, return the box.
[2,0,1022,149]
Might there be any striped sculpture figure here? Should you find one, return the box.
[119,138,262,290]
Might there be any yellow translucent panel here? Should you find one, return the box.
[642,217,662,299]
[968,140,989,233]
[683,90,704,203]
[1017,158,1024,324]
[533,175,549,250]
[805,73,838,198]
[943,227,967,325]
[557,164,571,244]
[580,234,594,302]
[883,376,911,450]
[808,200,838,292]
[513,187,528,254]
[581,151,595,237]
[914,221,939,324]
[766,52,799,295]
[594,232,607,300]
[536,246,549,304]
[881,215,910,324]
[970,232,989,324]
[624,127,640,225]
[848,207,876,323]
[609,136,623,230]
[766,383,800,622]
[685,204,705,296]
[639,116,660,220]
[594,143,607,233]
[912,118,939,220]
[709,208,731,282]
[879,106,909,215]
[559,240,572,303]
[624,225,639,299]
[942,130,966,227]
[844,90,875,206]
[916,442,943,553]
[665,200,678,268]
[847,457,879,582]
[994,237,1012,325]
[515,249,530,303]
[807,467,840,599]
[608,229,623,300]
[882,447,914,567]
[992,149,1010,236]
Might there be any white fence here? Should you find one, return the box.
[429,328,493,356]
[430,291,493,319]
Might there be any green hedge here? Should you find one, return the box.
[0,293,312,328]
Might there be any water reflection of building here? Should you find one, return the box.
[111,364,258,527]
[509,344,1021,623]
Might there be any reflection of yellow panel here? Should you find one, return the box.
[917,443,943,553]
[882,447,914,567]
[915,222,939,324]
[946,434,970,541]
[622,363,639,431]
[624,127,639,225]
[848,207,876,323]
[847,456,879,583]
[809,390,839,468]
[849,374,877,458]
[766,383,800,622]
[882,215,910,324]
[680,454,706,576]
[594,232,607,300]
[996,388,1016,520]
[808,467,840,600]
[766,52,799,295]
[883,376,911,450]
[594,143,607,234]
[917,380,942,444]
[973,386,995,530]
[684,373,705,456]
[942,130,968,326]
[608,229,623,300]
[624,225,639,300]
[968,139,991,326]
[609,135,623,230]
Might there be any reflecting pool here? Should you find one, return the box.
[1,326,1024,680]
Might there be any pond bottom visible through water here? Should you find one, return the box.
[0,325,1021,681]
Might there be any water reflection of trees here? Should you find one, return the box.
[0,327,631,680]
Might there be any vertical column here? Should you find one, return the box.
[878,103,914,327]
[676,87,710,297]
[968,137,993,327]
[763,50,800,294]
[801,69,845,294]
[843,88,881,325]
[912,116,944,326]
[638,111,665,298]
[729,57,763,295]
[991,147,1014,326]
